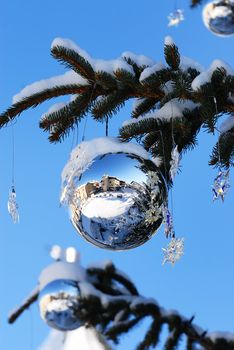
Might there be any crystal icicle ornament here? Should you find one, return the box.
[7,186,19,224]
[212,169,230,202]
[162,237,184,265]
[168,9,184,27]
[163,206,175,238]
[170,145,180,180]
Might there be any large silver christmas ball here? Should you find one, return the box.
[203,0,234,36]
[39,279,82,331]
[61,138,166,250]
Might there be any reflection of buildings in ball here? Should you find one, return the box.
[61,138,167,250]
[39,279,82,331]
[202,0,234,36]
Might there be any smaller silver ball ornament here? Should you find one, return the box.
[39,279,82,331]
[203,0,234,36]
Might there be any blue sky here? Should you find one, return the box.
[1,0,234,349]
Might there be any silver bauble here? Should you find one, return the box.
[61,138,166,250]
[203,0,234,36]
[39,279,82,331]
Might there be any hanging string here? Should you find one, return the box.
[213,96,222,165]
[70,122,79,151]
[211,96,230,201]
[81,83,97,142]
[105,115,109,137]
[11,122,15,185]
[29,308,34,350]
[7,116,19,224]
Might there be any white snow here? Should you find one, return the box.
[191,60,234,91]
[180,56,204,73]
[132,98,146,112]
[123,98,200,126]
[13,71,88,104]
[38,327,113,350]
[40,102,67,121]
[140,62,166,82]
[164,36,174,46]
[121,51,155,67]
[52,38,93,63]
[82,191,135,220]
[162,81,174,94]
[38,330,64,350]
[130,297,158,309]
[220,115,234,133]
[52,37,134,76]
[39,261,87,290]
[208,331,234,341]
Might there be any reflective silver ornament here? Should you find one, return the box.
[203,0,234,36]
[39,279,82,331]
[61,138,166,250]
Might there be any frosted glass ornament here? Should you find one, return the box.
[168,9,184,27]
[61,138,167,250]
[39,279,82,331]
[203,0,234,36]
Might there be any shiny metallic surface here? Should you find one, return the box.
[39,279,82,331]
[203,1,234,36]
[69,153,165,250]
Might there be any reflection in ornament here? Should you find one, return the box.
[7,186,19,224]
[168,9,184,27]
[162,237,184,265]
[202,0,234,36]
[61,138,167,250]
[170,145,180,181]
[212,169,230,201]
[163,206,175,238]
[39,279,82,331]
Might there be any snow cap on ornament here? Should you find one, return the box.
[38,246,85,331]
[61,137,167,251]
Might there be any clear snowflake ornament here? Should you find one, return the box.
[170,145,180,180]
[212,169,230,202]
[163,206,175,238]
[7,186,19,224]
[162,237,184,265]
[168,9,184,27]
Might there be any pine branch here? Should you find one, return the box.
[0,84,88,128]
[91,90,130,121]
[95,71,118,90]
[51,45,95,81]
[132,98,159,119]
[164,44,180,71]
[8,287,39,324]
[136,319,162,350]
[40,90,94,142]
[105,316,144,342]
[190,0,205,7]
[209,128,234,168]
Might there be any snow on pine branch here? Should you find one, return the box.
[13,71,88,104]
[191,59,234,91]
[52,38,134,76]
[38,327,112,350]
[139,62,166,82]
[220,115,234,134]
[121,51,155,67]
[123,98,200,126]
